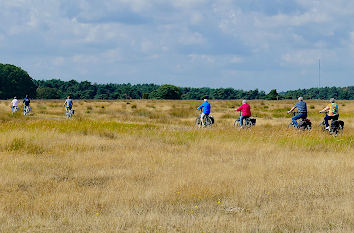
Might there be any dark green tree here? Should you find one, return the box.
[36,87,60,99]
[266,89,278,100]
[149,84,182,99]
[0,63,37,99]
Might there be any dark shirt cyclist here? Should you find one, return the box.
[23,95,31,114]
[23,95,30,106]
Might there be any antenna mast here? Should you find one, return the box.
[318,59,321,88]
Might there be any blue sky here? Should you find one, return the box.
[0,0,353,91]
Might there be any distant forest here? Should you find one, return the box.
[1,63,353,100]
[35,79,354,100]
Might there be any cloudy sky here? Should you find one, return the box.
[1,0,353,91]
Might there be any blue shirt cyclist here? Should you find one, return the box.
[197,97,211,126]
[288,97,307,127]
[197,99,211,114]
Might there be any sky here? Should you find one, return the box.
[0,0,354,91]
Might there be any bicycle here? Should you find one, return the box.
[288,112,312,130]
[65,109,75,119]
[195,111,214,128]
[320,113,344,137]
[24,106,31,116]
[234,112,256,128]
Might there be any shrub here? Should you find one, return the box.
[149,84,182,99]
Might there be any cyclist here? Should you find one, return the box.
[64,96,73,113]
[23,95,31,114]
[11,96,19,113]
[197,96,211,127]
[319,98,339,130]
[288,97,307,128]
[235,100,251,127]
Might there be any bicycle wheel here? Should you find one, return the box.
[337,125,344,136]
[195,117,202,128]
[244,120,252,128]
[205,117,213,127]
[234,119,240,128]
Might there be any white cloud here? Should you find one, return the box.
[178,32,206,45]
[172,0,208,9]
[230,56,243,64]
[0,0,353,89]
[188,54,215,63]
[281,49,338,66]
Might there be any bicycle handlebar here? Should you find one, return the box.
[288,111,298,116]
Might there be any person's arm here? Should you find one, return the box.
[319,106,329,113]
[197,103,203,110]
[235,105,242,111]
[288,106,296,114]
[64,100,67,107]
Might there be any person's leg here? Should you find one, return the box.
[240,116,244,126]
[324,115,331,127]
[329,115,338,128]
[292,114,302,127]
[205,113,210,125]
[200,113,205,126]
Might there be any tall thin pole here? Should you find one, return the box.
[318,59,321,88]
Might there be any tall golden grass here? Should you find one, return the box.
[0,99,353,232]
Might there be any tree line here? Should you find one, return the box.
[1,63,353,100]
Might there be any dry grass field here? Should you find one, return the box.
[0,99,353,232]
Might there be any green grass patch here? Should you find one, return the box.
[6,138,44,154]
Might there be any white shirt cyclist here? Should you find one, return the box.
[11,99,19,107]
